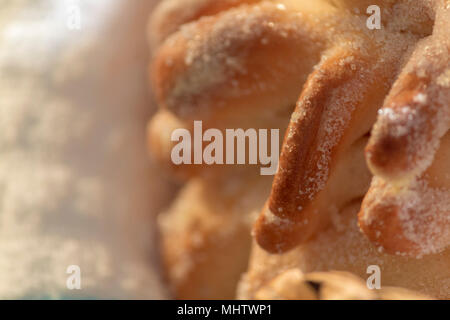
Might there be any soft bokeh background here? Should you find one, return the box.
[0,0,172,298]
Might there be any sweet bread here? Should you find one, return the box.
[247,0,450,299]
[251,269,432,300]
[149,0,449,299]
[241,201,450,299]
[149,0,318,298]
[157,174,271,298]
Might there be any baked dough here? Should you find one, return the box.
[149,0,449,299]
[248,0,450,299]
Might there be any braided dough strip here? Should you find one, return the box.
[148,0,336,298]
[254,43,404,253]
[149,1,339,178]
[359,1,450,257]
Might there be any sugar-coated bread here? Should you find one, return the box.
[149,0,449,299]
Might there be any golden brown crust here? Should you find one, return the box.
[252,269,433,300]
[359,133,450,257]
[240,202,450,299]
[242,0,449,300]
[159,176,272,299]
[359,1,450,257]
[252,0,449,257]
[254,49,371,252]
[254,41,407,253]
[151,2,330,122]
[149,0,450,299]
[148,0,262,50]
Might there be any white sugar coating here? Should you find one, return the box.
[276,3,287,11]
[150,0,226,47]
[152,0,450,298]
[282,8,419,201]
[437,68,450,87]
[413,93,428,104]
[385,0,435,36]
[241,201,450,299]
[164,2,329,118]
[158,0,440,121]
[363,176,450,257]
[398,179,450,256]
[263,207,293,230]
[377,106,420,139]
[295,46,392,200]
[370,30,450,180]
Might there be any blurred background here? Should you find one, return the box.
[0,0,173,298]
